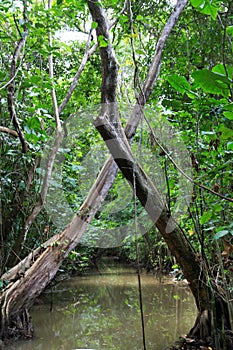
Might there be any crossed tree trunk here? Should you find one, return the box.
[0,0,231,346]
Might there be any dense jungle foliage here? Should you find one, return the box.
[1,0,232,271]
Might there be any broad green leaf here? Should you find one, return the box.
[192,69,230,97]
[213,230,229,240]
[223,103,233,112]
[119,15,129,24]
[167,74,195,97]
[223,111,233,120]
[136,49,145,55]
[200,211,212,224]
[191,0,220,20]
[212,64,233,79]
[217,125,233,140]
[200,2,218,20]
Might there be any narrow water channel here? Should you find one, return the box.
[6,261,197,350]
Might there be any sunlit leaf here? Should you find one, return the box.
[223,103,233,112]
[223,111,233,120]
[172,264,179,269]
[168,74,191,94]
[212,64,233,78]
[91,21,98,29]
[190,0,220,20]
[190,0,204,7]
[188,229,194,236]
[226,26,233,35]
[213,204,222,212]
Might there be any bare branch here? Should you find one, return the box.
[48,0,61,132]
[140,0,188,104]
[0,126,18,137]
[109,0,128,30]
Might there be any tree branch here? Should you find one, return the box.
[88,0,119,106]
[0,126,18,137]
[7,36,28,153]
[58,33,98,115]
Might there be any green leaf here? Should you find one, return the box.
[172,264,179,269]
[227,142,233,151]
[213,230,229,240]
[223,111,233,120]
[91,21,98,29]
[217,125,233,140]
[98,35,109,48]
[213,204,222,212]
[26,116,41,131]
[200,2,218,20]
[191,0,220,20]
[223,103,233,112]
[226,26,233,36]
[212,64,233,78]
[192,69,230,97]
[167,74,196,98]
[200,211,212,225]
[136,15,144,21]
[167,74,191,94]
[190,0,204,7]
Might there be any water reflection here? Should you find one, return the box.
[5,262,197,350]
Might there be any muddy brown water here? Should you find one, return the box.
[5,261,197,350]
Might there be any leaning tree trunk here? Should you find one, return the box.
[93,105,232,344]
[89,0,232,346]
